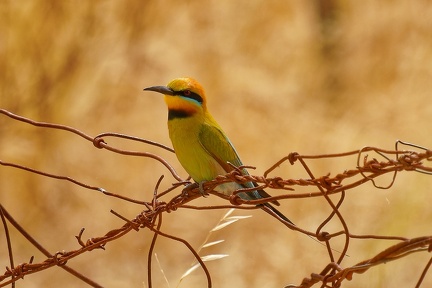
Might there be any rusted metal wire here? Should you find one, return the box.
[1,109,431,287]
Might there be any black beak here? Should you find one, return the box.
[143,85,175,96]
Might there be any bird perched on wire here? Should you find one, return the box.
[144,77,293,225]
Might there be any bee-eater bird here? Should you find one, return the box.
[144,77,293,225]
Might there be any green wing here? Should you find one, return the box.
[198,121,280,205]
[198,123,243,173]
[198,122,244,175]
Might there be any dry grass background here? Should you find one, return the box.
[1,1,432,287]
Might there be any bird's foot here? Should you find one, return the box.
[182,182,196,196]
[182,182,208,198]
[198,181,208,197]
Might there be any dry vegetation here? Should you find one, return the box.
[1,1,432,287]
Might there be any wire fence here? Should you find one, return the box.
[1,108,431,288]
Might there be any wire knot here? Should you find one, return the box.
[93,136,107,149]
[228,193,244,206]
[316,231,331,241]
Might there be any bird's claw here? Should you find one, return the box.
[198,181,208,197]
[182,182,208,198]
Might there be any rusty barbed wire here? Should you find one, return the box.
[1,109,431,287]
[0,109,182,182]
[288,236,432,288]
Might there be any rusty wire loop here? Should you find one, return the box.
[1,109,432,287]
[0,109,182,182]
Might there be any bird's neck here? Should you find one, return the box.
[167,108,204,132]
[167,109,219,136]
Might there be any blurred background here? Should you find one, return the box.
[1,1,431,287]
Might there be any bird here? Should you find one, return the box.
[144,77,293,225]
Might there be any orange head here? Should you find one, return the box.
[144,77,207,118]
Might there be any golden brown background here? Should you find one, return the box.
[1,1,432,287]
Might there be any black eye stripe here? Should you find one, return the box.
[174,90,203,104]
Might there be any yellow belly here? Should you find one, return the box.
[168,117,242,195]
[168,117,222,181]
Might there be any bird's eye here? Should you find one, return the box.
[179,89,203,104]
